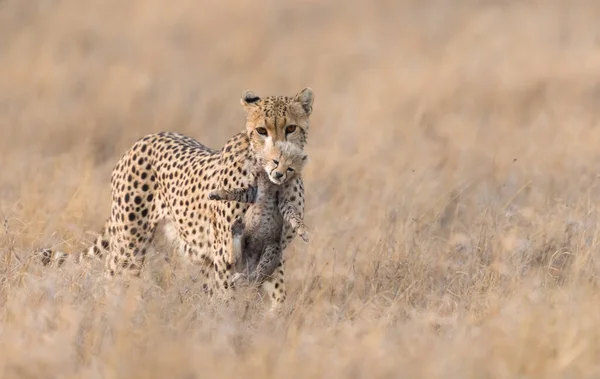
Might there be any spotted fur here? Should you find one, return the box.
[39,88,314,309]
[209,140,309,288]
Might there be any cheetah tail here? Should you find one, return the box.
[38,248,72,267]
[37,237,106,268]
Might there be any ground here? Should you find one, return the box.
[2,0,600,378]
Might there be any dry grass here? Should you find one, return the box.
[2,0,600,377]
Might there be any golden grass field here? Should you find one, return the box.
[3,0,600,377]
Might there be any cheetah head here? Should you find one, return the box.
[259,139,308,185]
[240,87,314,155]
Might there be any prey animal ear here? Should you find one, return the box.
[240,90,261,111]
[293,87,314,116]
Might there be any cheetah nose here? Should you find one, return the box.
[274,172,284,179]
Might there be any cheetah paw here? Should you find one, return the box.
[208,191,221,201]
[232,272,248,287]
[296,225,310,243]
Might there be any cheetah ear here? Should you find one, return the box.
[294,87,314,116]
[301,154,310,167]
[241,90,261,111]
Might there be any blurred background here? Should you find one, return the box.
[2,0,600,250]
[3,0,600,378]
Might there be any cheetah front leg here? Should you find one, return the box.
[278,177,308,242]
[280,208,309,243]
[208,186,256,203]
[260,263,287,312]
[265,225,298,308]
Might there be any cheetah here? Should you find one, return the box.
[208,138,309,288]
[39,87,314,309]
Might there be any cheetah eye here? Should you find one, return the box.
[272,159,279,165]
[287,167,294,172]
[285,125,297,134]
[256,127,268,136]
